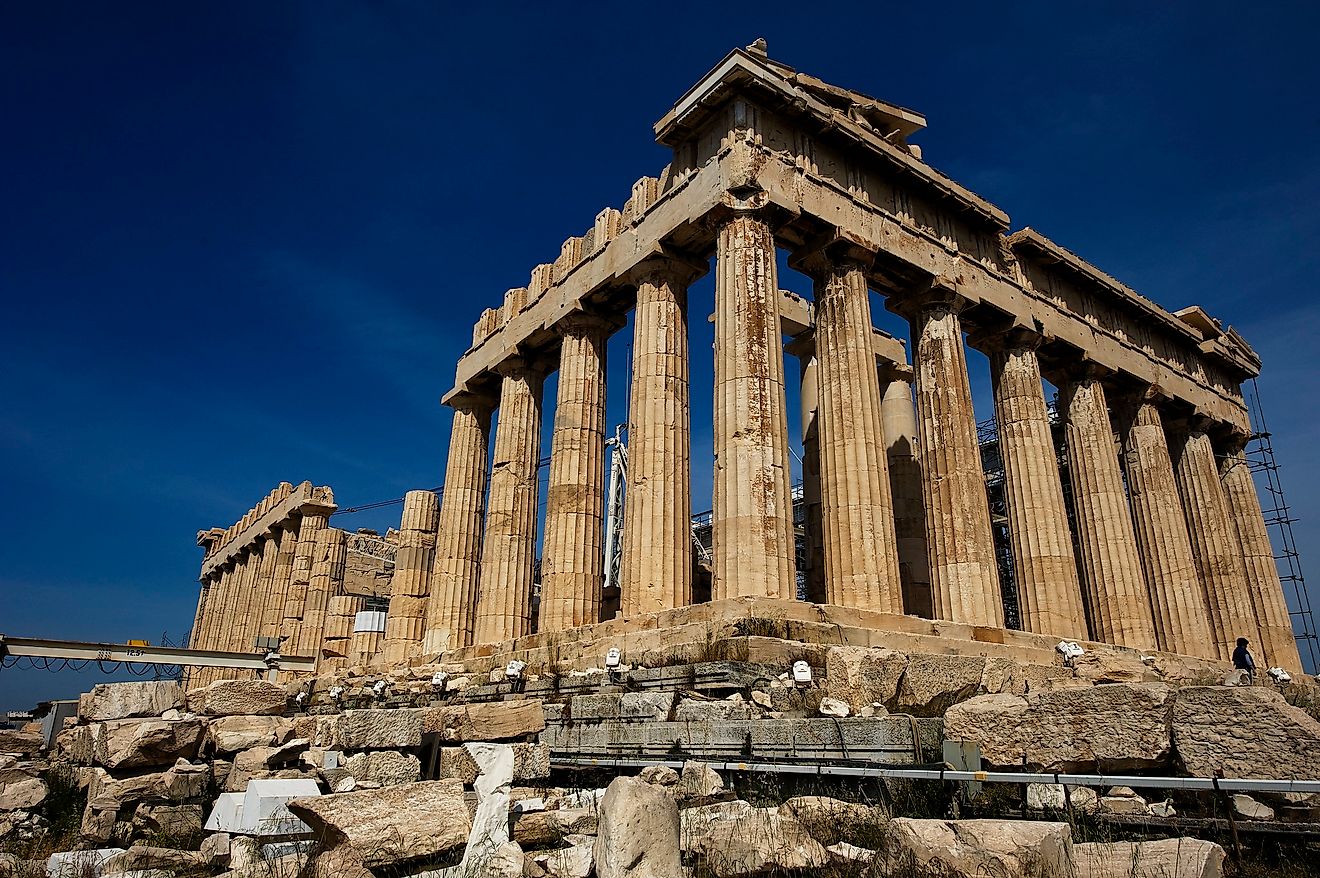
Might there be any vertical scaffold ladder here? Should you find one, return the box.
[1245,378,1319,670]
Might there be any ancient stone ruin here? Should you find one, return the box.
[6,42,1318,878]
[190,42,1299,679]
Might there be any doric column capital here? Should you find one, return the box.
[446,390,496,416]
[624,249,707,289]
[1219,428,1253,458]
[967,325,1044,356]
[1108,382,1172,424]
[1058,359,1116,388]
[493,355,545,381]
[885,281,970,321]
[788,230,878,278]
[553,310,619,340]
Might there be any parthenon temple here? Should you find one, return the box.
[187,43,1303,681]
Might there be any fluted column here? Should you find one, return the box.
[474,358,544,644]
[1116,393,1214,658]
[423,396,492,653]
[711,211,796,600]
[319,593,359,673]
[880,369,932,618]
[810,254,901,611]
[891,289,1001,627]
[1221,439,1302,670]
[260,526,297,643]
[621,261,701,616]
[226,552,258,653]
[1060,370,1157,649]
[381,490,440,664]
[282,511,330,653]
[790,340,826,604]
[540,314,610,631]
[1170,420,1260,660]
[296,526,343,658]
[982,330,1086,638]
[249,537,281,649]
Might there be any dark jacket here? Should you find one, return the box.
[1232,644,1256,672]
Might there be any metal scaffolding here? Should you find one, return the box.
[1245,378,1319,670]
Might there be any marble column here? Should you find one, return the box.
[893,289,1001,627]
[320,592,360,673]
[296,526,345,658]
[227,551,258,654]
[541,314,610,631]
[382,490,440,664]
[474,358,544,644]
[1221,439,1302,670]
[261,526,297,644]
[249,537,281,650]
[282,511,329,653]
[1170,420,1260,660]
[423,395,493,653]
[811,254,901,611]
[1116,393,1214,658]
[711,211,796,600]
[350,620,384,668]
[1060,370,1157,649]
[983,330,1086,639]
[879,369,932,618]
[621,261,699,616]
[790,340,826,604]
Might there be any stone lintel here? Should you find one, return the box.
[200,482,336,581]
[1009,229,1259,380]
[451,140,1251,435]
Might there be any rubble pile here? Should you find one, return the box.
[2,642,1318,878]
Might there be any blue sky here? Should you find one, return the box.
[3,2,1319,710]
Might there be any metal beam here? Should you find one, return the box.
[550,754,1320,795]
[0,635,316,673]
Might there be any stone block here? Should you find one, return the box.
[677,761,723,799]
[186,680,287,717]
[594,777,680,878]
[1074,838,1224,878]
[287,781,471,867]
[207,716,293,753]
[883,818,1073,877]
[343,751,420,786]
[777,796,887,847]
[337,709,423,749]
[205,778,320,836]
[47,849,125,878]
[825,646,908,709]
[423,700,545,742]
[0,771,48,811]
[92,719,205,770]
[673,697,758,722]
[0,730,44,755]
[438,743,549,783]
[512,807,598,847]
[944,683,1173,771]
[79,682,183,722]
[131,803,203,837]
[896,654,987,716]
[1172,686,1320,780]
[102,845,207,874]
[86,761,208,810]
[570,692,675,722]
[688,806,830,877]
